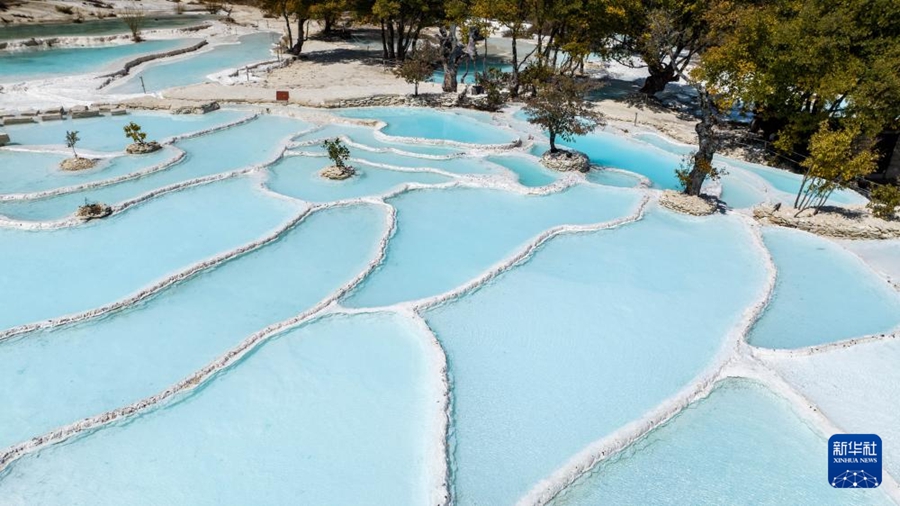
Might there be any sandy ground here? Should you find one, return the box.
[161,37,444,106]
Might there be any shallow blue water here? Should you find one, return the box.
[586,167,647,188]
[632,133,868,206]
[292,123,463,156]
[1,109,248,151]
[424,208,768,506]
[550,380,891,506]
[748,227,900,348]
[486,154,559,187]
[0,312,437,506]
[336,107,518,145]
[0,39,190,83]
[0,146,175,196]
[0,104,896,504]
[566,133,683,189]
[0,176,296,331]
[432,59,514,85]
[0,115,307,221]
[109,32,278,93]
[267,155,451,202]
[344,184,643,307]
[0,203,386,449]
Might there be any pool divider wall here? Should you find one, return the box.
[750,330,900,359]
[97,40,209,88]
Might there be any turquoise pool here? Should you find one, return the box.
[0,104,895,506]
[0,39,192,83]
[108,32,278,93]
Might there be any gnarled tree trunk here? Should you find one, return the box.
[684,89,718,196]
[639,63,678,96]
[438,25,466,93]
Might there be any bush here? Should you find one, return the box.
[55,5,74,15]
[675,153,725,192]
[868,184,900,220]
[124,122,147,145]
[474,67,508,111]
[323,138,350,169]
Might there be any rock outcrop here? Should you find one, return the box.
[125,141,162,155]
[540,149,591,172]
[753,203,900,239]
[319,165,356,180]
[172,101,220,115]
[76,203,112,221]
[659,190,718,216]
[59,157,97,171]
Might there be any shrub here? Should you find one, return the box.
[392,42,438,96]
[122,4,145,42]
[474,67,508,111]
[868,184,900,220]
[323,138,350,169]
[55,5,75,15]
[675,153,725,192]
[65,130,80,158]
[124,122,147,145]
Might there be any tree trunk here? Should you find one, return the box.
[386,21,396,59]
[510,33,519,97]
[442,64,458,93]
[685,90,718,196]
[414,81,419,96]
[291,18,307,55]
[549,130,557,153]
[380,21,388,60]
[282,12,293,48]
[639,64,677,96]
[438,25,463,93]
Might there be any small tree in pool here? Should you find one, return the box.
[124,122,147,145]
[66,130,80,158]
[523,76,602,153]
[323,137,350,170]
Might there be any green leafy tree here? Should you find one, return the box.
[124,122,148,145]
[369,0,440,61]
[523,75,603,152]
[699,0,900,172]
[794,121,878,213]
[392,41,438,95]
[309,0,348,33]
[323,137,350,169]
[65,130,80,158]
[472,0,530,95]
[610,0,712,96]
[474,67,509,111]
